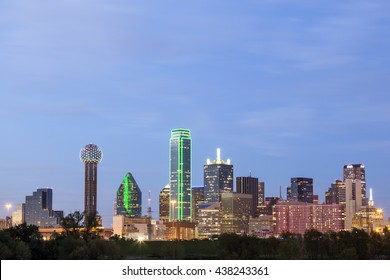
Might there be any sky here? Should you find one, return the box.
[0,0,389,227]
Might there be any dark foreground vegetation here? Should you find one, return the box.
[2,224,390,260]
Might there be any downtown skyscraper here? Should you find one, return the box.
[287,177,314,204]
[169,129,192,221]
[204,148,233,203]
[115,172,142,218]
[236,176,259,217]
[344,164,367,206]
[23,188,63,228]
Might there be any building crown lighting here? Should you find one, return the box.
[80,143,103,164]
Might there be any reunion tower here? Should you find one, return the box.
[80,144,103,216]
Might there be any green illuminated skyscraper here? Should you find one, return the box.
[170,128,192,221]
[115,172,142,218]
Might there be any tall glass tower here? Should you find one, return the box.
[80,144,102,216]
[170,128,192,221]
[343,164,367,206]
[115,172,142,218]
[204,148,233,203]
[289,177,314,204]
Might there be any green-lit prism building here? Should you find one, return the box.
[170,128,192,221]
[115,172,142,218]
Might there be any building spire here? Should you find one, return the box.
[216,148,221,163]
[368,188,374,207]
[279,186,282,199]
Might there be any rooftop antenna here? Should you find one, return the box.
[147,190,152,218]
[249,170,252,177]
[147,190,153,240]
[279,186,282,199]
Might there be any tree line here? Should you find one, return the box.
[1,210,390,259]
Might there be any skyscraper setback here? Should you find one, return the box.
[170,129,192,221]
[80,144,102,216]
[23,188,63,228]
[204,148,233,203]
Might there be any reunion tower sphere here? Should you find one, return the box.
[80,144,103,164]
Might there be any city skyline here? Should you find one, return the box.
[1,1,390,227]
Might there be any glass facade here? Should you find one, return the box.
[221,192,252,234]
[290,177,314,204]
[170,129,192,221]
[258,182,265,206]
[343,164,367,206]
[159,184,170,222]
[115,172,142,218]
[192,186,205,221]
[236,176,259,217]
[24,188,63,228]
[325,180,346,205]
[204,149,233,203]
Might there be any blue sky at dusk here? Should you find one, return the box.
[1,0,389,227]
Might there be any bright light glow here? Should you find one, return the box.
[137,236,145,242]
[5,203,12,213]
[216,148,221,163]
[227,158,231,165]
[207,159,211,164]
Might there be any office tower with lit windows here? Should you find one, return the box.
[344,164,367,206]
[236,176,259,217]
[159,184,170,222]
[289,177,314,204]
[169,129,192,221]
[115,172,142,218]
[325,180,346,205]
[192,186,204,222]
[204,148,233,203]
[80,143,103,216]
[197,202,221,239]
[257,196,281,216]
[221,192,252,234]
[24,188,63,228]
[258,182,265,206]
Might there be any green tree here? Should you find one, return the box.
[61,211,83,236]
[277,233,303,259]
[83,211,101,239]
[304,229,326,259]
[6,223,41,243]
